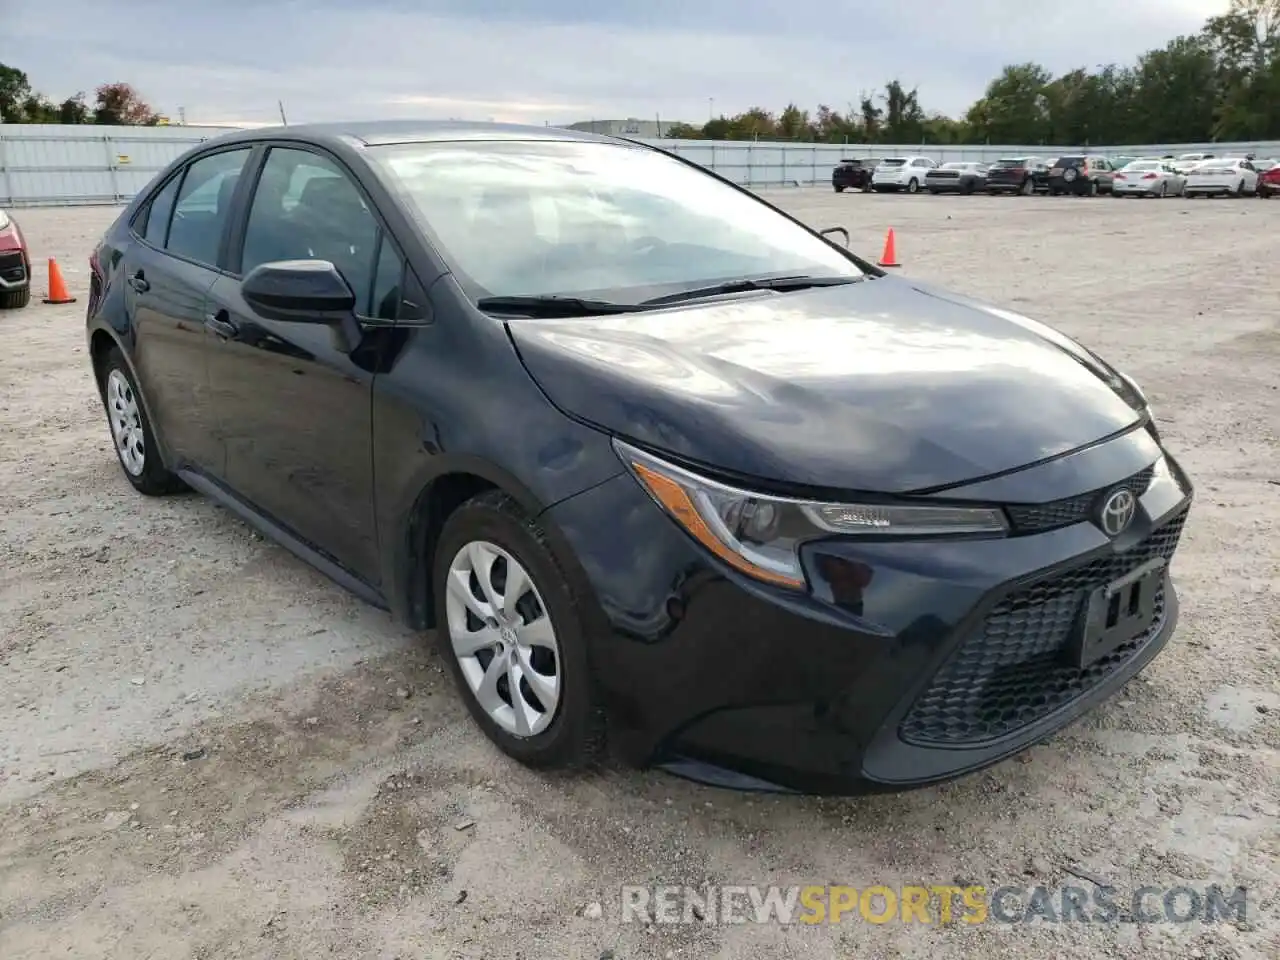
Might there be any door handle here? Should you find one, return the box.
[128,272,149,293]
[204,310,238,339]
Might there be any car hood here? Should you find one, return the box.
[506,275,1145,494]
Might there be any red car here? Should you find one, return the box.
[0,208,31,309]
[1257,161,1280,198]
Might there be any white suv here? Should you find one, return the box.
[871,156,938,194]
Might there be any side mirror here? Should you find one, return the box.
[819,226,850,248]
[242,260,356,323]
[241,260,363,352]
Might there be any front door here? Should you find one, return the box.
[203,145,395,584]
[125,146,253,475]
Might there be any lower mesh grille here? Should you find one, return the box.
[0,251,25,285]
[899,508,1187,747]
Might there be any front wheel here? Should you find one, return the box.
[0,285,30,309]
[906,178,919,194]
[98,348,188,495]
[834,185,845,193]
[433,491,604,770]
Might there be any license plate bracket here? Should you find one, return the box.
[1066,557,1166,669]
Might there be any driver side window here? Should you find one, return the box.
[240,147,380,305]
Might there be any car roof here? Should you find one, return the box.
[199,119,622,149]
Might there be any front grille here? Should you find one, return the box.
[0,251,25,285]
[899,507,1187,747]
[1006,465,1155,534]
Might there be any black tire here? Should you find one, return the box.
[98,347,188,496]
[834,185,845,193]
[0,285,30,309]
[432,490,605,771]
[1020,178,1034,196]
[906,178,919,194]
[927,188,939,195]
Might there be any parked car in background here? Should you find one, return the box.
[1111,160,1186,198]
[1047,156,1118,196]
[925,161,988,194]
[1170,152,1214,174]
[83,119,1194,795]
[1183,157,1259,197]
[0,208,31,309]
[871,156,937,194]
[832,158,881,193]
[985,157,1051,195]
[1256,160,1280,198]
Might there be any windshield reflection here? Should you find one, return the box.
[369,139,864,302]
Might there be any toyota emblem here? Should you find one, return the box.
[1098,487,1137,537]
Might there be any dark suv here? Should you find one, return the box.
[1048,156,1117,196]
[832,158,879,193]
[985,157,1050,196]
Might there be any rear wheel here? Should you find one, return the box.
[98,348,187,496]
[0,286,29,309]
[433,491,604,770]
[906,178,919,194]
[1020,178,1034,196]
[834,185,845,193]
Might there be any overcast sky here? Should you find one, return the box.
[6,0,1231,127]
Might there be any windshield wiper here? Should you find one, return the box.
[639,274,861,307]
[476,295,642,317]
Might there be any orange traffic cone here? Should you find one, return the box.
[42,258,76,304]
[877,228,900,268]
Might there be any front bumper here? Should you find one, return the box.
[0,249,29,290]
[544,425,1193,795]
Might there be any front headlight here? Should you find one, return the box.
[0,210,10,230]
[614,440,1008,590]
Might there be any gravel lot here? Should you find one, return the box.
[1,191,1277,959]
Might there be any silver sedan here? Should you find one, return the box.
[1112,160,1186,197]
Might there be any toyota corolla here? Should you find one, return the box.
[85,121,1193,795]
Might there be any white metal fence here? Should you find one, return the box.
[3,123,1279,205]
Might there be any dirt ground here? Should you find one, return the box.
[1,191,1277,959]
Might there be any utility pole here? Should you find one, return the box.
[708,98,714,122]
[278,100,288,125]
[178,106,186,126]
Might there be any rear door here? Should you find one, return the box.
[202,144,396,583]
[123,146,253,475]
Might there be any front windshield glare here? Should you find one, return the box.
[370,140,864,301]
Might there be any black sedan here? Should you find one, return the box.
[86,121,1193,795]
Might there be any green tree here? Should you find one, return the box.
[0,62,32,121]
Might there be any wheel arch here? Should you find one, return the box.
[88,325,173,467]
[394,456,570,632]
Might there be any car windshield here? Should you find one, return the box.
[878,159,906,167]
[370,139,864,302]
[1125,162,1161,171]
[992,159,1027,167]
[1197,164,1233,172]
[940,162,966,170]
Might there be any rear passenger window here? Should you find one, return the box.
[166,148,251,267]
[142,175,181,248]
